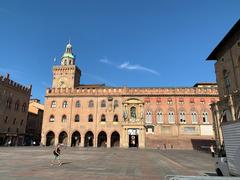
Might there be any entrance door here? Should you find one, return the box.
[129,135,138,148]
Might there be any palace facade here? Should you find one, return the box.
[41,43,218,149]
[0,74,31,146]
[208,19,240,149]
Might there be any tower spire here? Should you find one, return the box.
[61,41,75,66]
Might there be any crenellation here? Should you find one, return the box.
[45,86,218,97]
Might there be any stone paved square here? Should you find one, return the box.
[0,147,216,180]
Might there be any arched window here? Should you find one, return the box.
[88,114,93,122]
[49,115,55,122]
[114,100,118,108]
[146,111,152,124]
[179,112,186,123]
[191,112,197,124]
[62,101,68,108]
[202,112,208,123]
[101,100,106,108]
[75,101,80,108]
[62,115,67,122]
[51,101,56,108]
[7,98,12,109]
[74,114,80,122]
[20,119,24,126]
[22,103,26,112]
[88,100,94,108]
[113,114,118,122]
[15,100,19,111]
[157,111,163,123]
[13,118,16,125]
[168,111,174,123]
[101,114,106,122]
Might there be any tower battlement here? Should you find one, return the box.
[0,73,31,94]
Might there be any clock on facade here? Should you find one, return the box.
[58,77,67,88]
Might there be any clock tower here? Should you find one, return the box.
[52,42,81,88]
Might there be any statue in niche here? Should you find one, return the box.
[130,106,136,119]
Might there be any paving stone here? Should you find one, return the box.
[0,147,217,179]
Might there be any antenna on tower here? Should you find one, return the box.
[68,37,71,44]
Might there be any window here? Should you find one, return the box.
[191,112,197,124]
[4,116,8,124]
[202,112,208,123]
[62,101,68,108]
[156,98,161,104]
[101,100,106,108]
[22,103,26,112]
[74,114,80,122]
[15,101,19,111]
[49,115,55,122]
[223,70,231,94]
[13,118,16,125]
[168,111,174,123]
[114,100,118,108]
[7,98,12,109]
[75,101,80,108]
[157,112,163,123]
[62,115,67,122]
[146,111,152,124]
[8,127,10,132]
[200,98,205,104]
[16,128,19,133]
[51,101,57,108]
[184,127,195,133]
[20,119,24,126]
[113,114,118,122]
[101,114,106,122]
[190,98,195,104]
[88,114,93,122]
[179,98,184,104]
[179,112,186,123]
[167,98,173,105]
[88,100,94,108]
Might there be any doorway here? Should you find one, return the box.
[129,135,138,148]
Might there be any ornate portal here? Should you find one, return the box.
[122,98,145,148]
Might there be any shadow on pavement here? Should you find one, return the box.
[204,172,218,176]
[61,162,72,165]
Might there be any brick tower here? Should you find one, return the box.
[52,42,81,88]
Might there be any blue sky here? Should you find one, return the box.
[0,0,239,103]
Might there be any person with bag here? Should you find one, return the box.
[51,144,62,166]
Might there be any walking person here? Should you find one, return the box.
[51,144,62,166]
[210,144,215,158]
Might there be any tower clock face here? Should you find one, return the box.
[58,77,67,88]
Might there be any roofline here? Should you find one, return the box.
[207,19,240,60]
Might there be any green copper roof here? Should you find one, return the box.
[62,52,75,59]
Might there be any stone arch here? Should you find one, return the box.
[58,131,68,145]
[46,131,55,146]
[111,131,120,147]
[97,131,107,147]
[71,131,81,147]
[84,131,94,147]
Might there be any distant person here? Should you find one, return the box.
[8,140,11,146]
[51,144,62,166]
[210,145,215,158]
